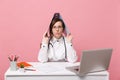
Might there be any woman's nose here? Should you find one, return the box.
[55,27,59,31]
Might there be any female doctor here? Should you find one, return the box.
[38,13,77,63]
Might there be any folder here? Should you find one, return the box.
[17,62,32,68]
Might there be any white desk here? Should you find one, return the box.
[5,62,109,80]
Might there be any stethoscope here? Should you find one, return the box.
[48,37,67,61]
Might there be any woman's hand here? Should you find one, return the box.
[66,33,73,43]
[42,32,49,44]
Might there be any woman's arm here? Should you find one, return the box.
[38,32,49,62]
[38,43,48,62]
[65,42,78,63]
[65,34,78,63]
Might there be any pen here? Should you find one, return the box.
[25,69,36,71]
[16,56,19,61]
[8,57,12,61]
[14,55,19,61]
[14,55,16,61]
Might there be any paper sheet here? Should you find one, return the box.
[34,63,65,73]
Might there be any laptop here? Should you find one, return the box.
[66,48,113,76]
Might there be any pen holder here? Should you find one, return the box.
[10,61,17,71]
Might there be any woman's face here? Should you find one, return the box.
[52,21,64,39]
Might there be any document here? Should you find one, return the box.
[34,63,65,73]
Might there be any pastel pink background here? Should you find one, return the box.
[0,0,119,80]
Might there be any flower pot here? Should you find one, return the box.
[19,68,25,72]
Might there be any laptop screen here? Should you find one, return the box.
[79,48,112,75]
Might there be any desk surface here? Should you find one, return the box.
[5,62,109,80]
[5,62,108,76]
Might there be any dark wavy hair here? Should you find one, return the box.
[40,13,66,48]
[47,13,66,48]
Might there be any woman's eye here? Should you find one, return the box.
[59,26,62,28]
[53,26,63,29]
[53,26,56,28]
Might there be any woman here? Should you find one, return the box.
[38,13,77,63]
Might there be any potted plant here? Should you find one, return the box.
[19,64,25,72]
[20,64,24,68]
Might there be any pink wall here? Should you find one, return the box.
[0,0,119,80]
[115,1,120,80]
